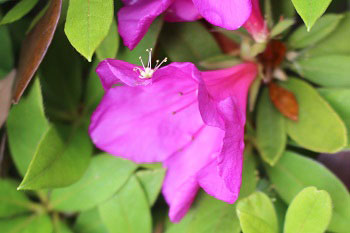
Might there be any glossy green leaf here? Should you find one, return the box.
[0,179,31,217]
[296,55,350,87]
[237,192,278,233]
[0,214,53,233]
[266,151,350,233]
[99,176,152,233]
[7,79,50,176]
[0,0,39,25]
[96,18,119,60]
[281,78,347,153]
[118,17,163,64]
[50,154,137,212]
[284,187,332,233]
[40,27,82,118]
[84,58,104,115]
[257,88,286,166]
[136,168,165,206]
[64,0,113,61]
[306,13,350,56]
[288,14,343,49]
[74,208,108,233]
[270,18,295,38]
[18,125,92,190]
[0,25,13,78]
[291,0,332,30]
[160,21,221,63]
[318,88,350,146]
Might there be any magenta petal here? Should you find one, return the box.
[163,125,226,222]
[192,0,252,30]
[165,0,201,22]
[96,59,151,89]
[118,0,173,50]
[198,62,257,192]
[89,62,203,163]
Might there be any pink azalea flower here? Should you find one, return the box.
[89,51,258,222]
[118,0,253,49]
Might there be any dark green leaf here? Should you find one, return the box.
[280,78,347,153]
[288,14,343,49]
[7,79,50,176]
[270,18,295,38]
[0,0,39,25]
[257,88,286,166]
[96,18,119,60]
[160,21,221,63]
[50,154,137,212]
[266,151,350,233]
[84,59,104,115]
[64,0,114,61]
[0,179,31,217]
[54,221,74,233]
[136,168,165,206]
[74,208,108,233]
[237,192,278,233]
[0,25,13,78]
[18,125,92,190]
[284,187,332,233]
[99,176,152,233]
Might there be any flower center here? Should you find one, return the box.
[133,48,168,79]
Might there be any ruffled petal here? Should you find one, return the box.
[198,62,258,192]
[192,0,252,30]
[96,59,150,89]
[118,0,173,50]
[163,125,226,222]
[165,0,201,22]
[89,62,203,163]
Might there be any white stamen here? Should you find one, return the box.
[134,48,167,79]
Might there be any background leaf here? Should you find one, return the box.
[74,208,108,233]
[291,0,332,30]
[266,151,350,233]
[0,25,13,78]
[0,0,38,25]
[96,18,119,60]
[136,168,165,206]
[0,214,53,233]
[98,175,152,233]
[284,187,332,233]
[64,0,113,61]
[50,154,137,212]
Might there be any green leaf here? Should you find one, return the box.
[270,0,295,22]
[0,0,39,25]
[256,88,286,166]
[0,179,31,217]
[318,88,350,146]
[7,79,50,176]
[291,0,332,31]
[239,150,258,199]
[306,13,350,57]
[0,214,53,233]
[270,18,295,38]
[296,55,350,87]
[50,154,137,212]
[284,187,332,233]
[266,151,350,233]
[40,26,82,118]
[199,55,241,70]
[99,176,152,233]
[18,125,92,190]
[118,17,163,64]
[96,18,119,60]
[160,21,221,63]
[237,192,278,233]
[288,14,343,49]
[280,78,347,153]
[136,168,165,206]
[84,59,104,115]
[0,25,13,78]
[64,0,113,61]
[74,208,108,233]
[54,221,74,233]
